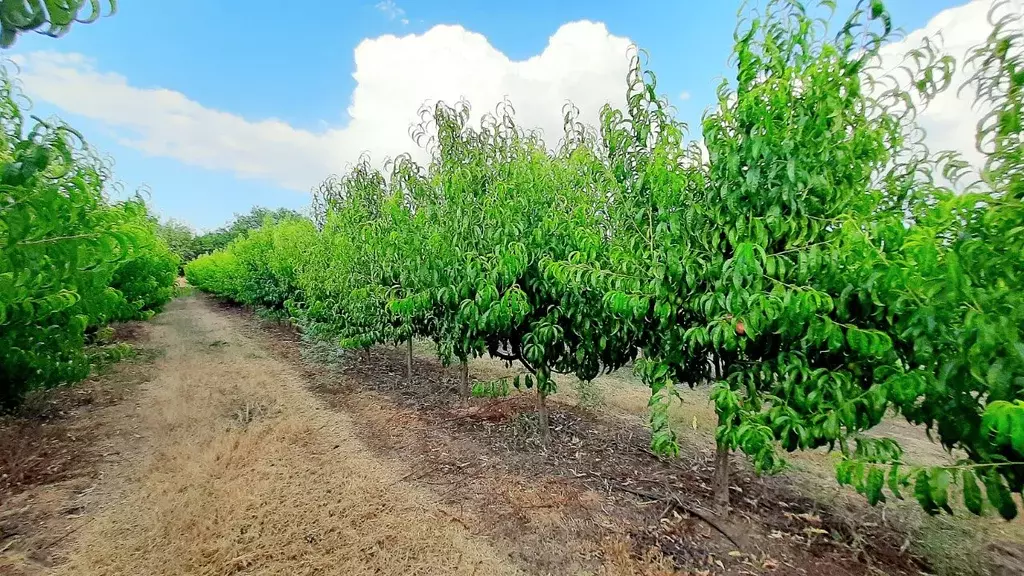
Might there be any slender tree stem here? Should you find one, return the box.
[459,359,469,398]
[406,337,413,381]
[536,386,550,444]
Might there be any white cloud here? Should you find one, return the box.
[679,90,691,101]
[11,21,633,192]
[375,0,407,24]
[14,2,1006,199]
[877,0,1024,172]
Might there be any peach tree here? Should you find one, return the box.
[833,5,1024,519]
[391,100,643,437]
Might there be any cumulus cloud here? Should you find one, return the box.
[10,21,632,192]
[877,0,1024,171]
[10,51,343,190]
[13,2,1011,197]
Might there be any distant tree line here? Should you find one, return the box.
[156,207,304,273]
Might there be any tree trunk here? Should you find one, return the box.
[713,440,730,513]
[458,360,469,399]
[712,355,730,513]
[406,338,413,381]
[536,386,550,443]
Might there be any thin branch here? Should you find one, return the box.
[15,233,101,246]
[612,484,743,550]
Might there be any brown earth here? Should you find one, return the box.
[2,294,1021,576]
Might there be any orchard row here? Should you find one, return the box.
[187,1,1024,518]
[0,68,180,407]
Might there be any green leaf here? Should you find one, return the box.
[1012,409,1024,456]
[887,464,903,500]
[866,466,885,505]
[962,469,983,515]
[915,470,938,515]
[984,470,1018,521]
[870,0,884,19]
[931,468,951,513]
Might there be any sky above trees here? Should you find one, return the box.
[3,0,1004,229]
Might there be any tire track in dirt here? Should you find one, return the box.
[51,296,521,576]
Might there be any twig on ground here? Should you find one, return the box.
[443,397,522,423]
[658,501,675,519]
[640,447,693,472]
[612,484,743,551]
[436,508,470,530]
[44,514,97,549]
[392,464,437,486]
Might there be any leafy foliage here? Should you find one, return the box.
[0,66,177,407]
[156,219,198,270]
[110,230,178,321]
[161,207,307,275]
[192,207,305,257]
[0,0,117,47]
[185,0,1024,518]
[827,1,1024,520]
[689,0,909,473]
[185,216,316,312]
[184,250,241,300]
[472,377,511,399]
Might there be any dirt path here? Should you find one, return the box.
[10,296,521,576]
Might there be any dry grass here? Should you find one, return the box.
[0,420,84,495]
[597,537,681,576]
[0,327,157,576]
[53,297,522,576]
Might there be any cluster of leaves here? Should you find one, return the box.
[156,207,305,273]
[543,0,916,482]
[184,216,317,312]
[186,0,1024,518]
[155,219,198,270]
[388,100,641,413]
[192,207,305,256]
[108,222,178,321]
[0,0,116,48]
[0,67,178,407]
[299,157,420,351]
[829,2,1024,519]
[472,377,512,399]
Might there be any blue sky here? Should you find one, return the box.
[4,0,987,230]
